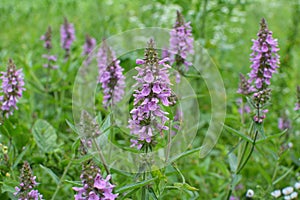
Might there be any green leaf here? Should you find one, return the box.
[228,152,238,173]
[148,187,158,200]
[40,164,59,185]
[13,146,28,169]
[64,180,82,186]
[182,183,199,191]
[254,123,266,139]
[32,119,57,153]
[222,124,253,143]
[66,119,79,134]
[169,146,202,163]
[72,154,93,164]
[115,177,157,193]
[1,181,18,194]
[256,129,287,144]
[273,167,293,185]
[100,114,111,134]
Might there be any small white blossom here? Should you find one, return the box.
[282,186,294,195]
[295,182,300,190]
[287,142,293,148]
[290,192,298,199]
[284,195,291,200]
[271,190,281,198]
[246,189,254,198]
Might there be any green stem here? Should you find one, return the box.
[51,158,73,200]
[92,137,111,177]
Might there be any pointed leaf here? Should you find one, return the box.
[40,164,59,185]
[115,177,157,193]
[223,124,253,143]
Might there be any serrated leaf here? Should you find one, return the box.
[40,164,59,185]
[222,124,253,143]
[32,119,57,153]
[115,177,157,193]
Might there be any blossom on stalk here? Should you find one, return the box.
[0,59,25,118]
[247,18,280,123]
[128,39,175,149]
[60,17,75,59]
[294,85,300,111]
[82,34,96,66]
[41,26,58,69]
[73,160,118,200]
[169,11,194,75]
[97,40,125,108]
[14,161,43,200]
[248,18,280,89]
[237,73,255,95]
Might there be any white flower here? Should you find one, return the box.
[246,189,254,198]
[290,192,298,199]
[270,190,281,198]
[295,182,300,190]
[284,195,291,200]
[282,186,294,195]
[287,142,293,148]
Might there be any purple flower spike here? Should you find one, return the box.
[14,161,43,200]
[169,11,194,74]
[41,26,58,69]
[82,34,96,66]
[128,39,175,149]
[73,160,118,200]
[0,59,25,118]
[248,18,280,89]
[60,17,75,59]
[237,73,256,95]
[97,40,125,108]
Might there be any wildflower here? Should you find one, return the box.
[248,18,280,89]
[14,161,43,200]
[97,40,125,108]
[73,160,118,200]
[246,189,254,198]
[41,26,58,69]
[290,192,298,199]
[294,86,300,111]
[236,98,251,116]
[229,196,239,200]
[128,39,175,149]
[237,73,255,95]
[169,11,194,76]
[82,34,96,66]
[284,195,292,200]
[0,59,25,118]
[271,190,281,198]
[295,182,300,190]
[60,17,75,59]
[278,116,291,130]
[282,186,294,195]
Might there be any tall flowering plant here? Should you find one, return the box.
[82,34,96,66]
[128,39,175,150]
[41,26,58,69]
[97,40,125,108]
[169,11,194,81]
[0,59,25,118]
[14,161,43,200]
[226,18,280,199]
[60,17,75,60]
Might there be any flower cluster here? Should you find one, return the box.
[248,18,280,89]
[294,85,300,111]
[246,18,280,123]
[41,26,58,69]
[60,17,75,59]
[73,160,118,200]
[237,73,255,95]
[271,182,300,199]
[0,59,25,118]
[82,34,96,66]
[97,40,125,108]
[14,161,43,200]
[169,11,194,73]
[128,39,175,149]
